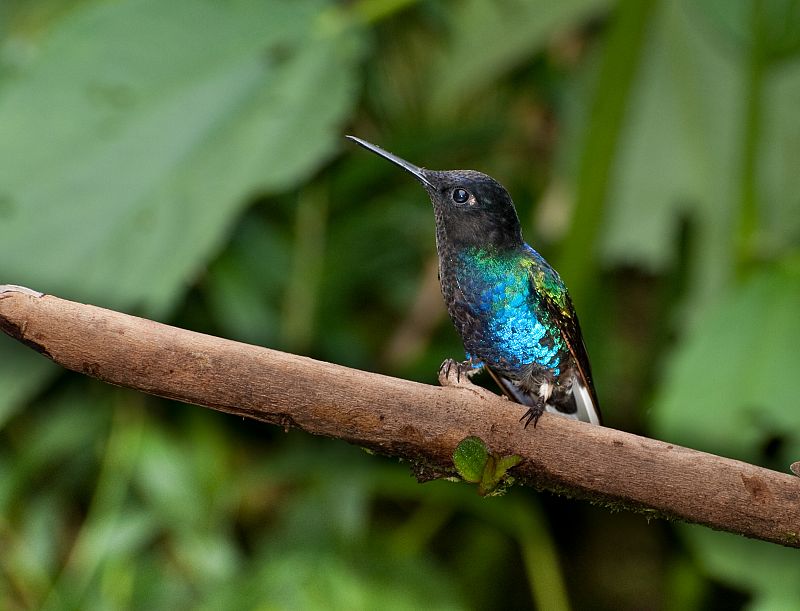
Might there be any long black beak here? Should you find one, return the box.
[346,135,434,189]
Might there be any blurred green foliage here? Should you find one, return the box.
[1,0,799,609]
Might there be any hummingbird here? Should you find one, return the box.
[347,136,601,427]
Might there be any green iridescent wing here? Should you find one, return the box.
[528,265,600,411]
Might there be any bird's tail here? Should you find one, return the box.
[569,377,602,425]
[491,373,601,426]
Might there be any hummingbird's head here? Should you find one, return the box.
[347,136,523,250]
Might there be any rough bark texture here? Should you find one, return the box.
[1,285,799,547]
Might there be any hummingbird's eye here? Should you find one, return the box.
[452,188,470,204]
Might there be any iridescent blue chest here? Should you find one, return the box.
[447,247,566,376]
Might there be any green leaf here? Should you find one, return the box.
[496,453,523,473]
[650,262,800,462]
[599,0,741,286]
[426,0,610,115]
[680,525,800,610]
[453,436,521,495]
[0,0,363,316]
[556,0,657,305]
[758,56,800,254]
[202,212,291,347]
[452,436,488,483]
[586,0,800,309]
[695,0,800,63]
[477,453,521,497]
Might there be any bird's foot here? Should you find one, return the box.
[520,398,546,429]
[438,358,481,387]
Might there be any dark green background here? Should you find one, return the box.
[1,0,799,608]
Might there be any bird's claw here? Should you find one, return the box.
[438,358,480,387]
[519,399,545,429]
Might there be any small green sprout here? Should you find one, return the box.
[452,436,522,496]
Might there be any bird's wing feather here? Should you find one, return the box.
[481,256,602,425]
[527,263,601,422]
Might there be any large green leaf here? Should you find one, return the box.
[0,0,362,419]
[695,0,800,62]
[651,260,800,605]
[426,0,610,115]
[651,261,800,462]
[680,525,800,611]
[759,60,800,253]
[0,0,361,315]
[606,6,800,601]
[585,0,800,307]
[600,0,741,292]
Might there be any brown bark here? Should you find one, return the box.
[1,285,799,547]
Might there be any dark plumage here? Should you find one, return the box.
[348,136,601,427]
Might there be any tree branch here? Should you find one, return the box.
[1,285,799,547]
